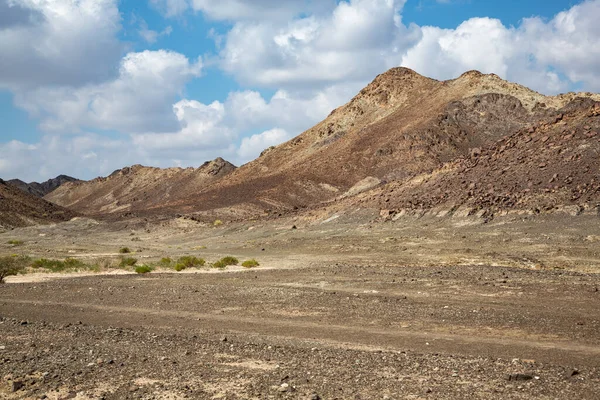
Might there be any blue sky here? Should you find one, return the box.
[0,0,598,182]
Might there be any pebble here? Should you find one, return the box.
[278,383,289,393]
[10,380,24,392]
[566,369,580,378]
[508,373,533,381]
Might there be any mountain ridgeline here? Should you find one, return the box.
[0,178,77,229]
[8,175,81,198]
[44,68,600,221]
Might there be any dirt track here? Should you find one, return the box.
[1,214,600,399]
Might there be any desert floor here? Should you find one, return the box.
[1,213,599,399]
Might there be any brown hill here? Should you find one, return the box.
[0,179,77,229]
[158,68,599,218]
[359,97,600,219]
[45,68,600,220]
[45,158,236,216]
[8,175,81,198]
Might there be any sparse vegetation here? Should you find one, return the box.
[177,256,205,268]
[172,256,206,271]
[213,219,223,227]
[242,259,260,268]
[174,263,186,272]
[119,257,138,268]
[212,256,239,269]
[31,257,87,273]
[0,256,28,283]
[95,257,119,270]
[135,265,153,274]
[119,247,131,254]
[159,257,172,267]
[220,256,239,266]
[7,240,24,246]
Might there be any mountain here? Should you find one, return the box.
[0,178,78,229]
[149,68,599,218]
[7,175,81,198]
[45,68,600,220]
[45,158,236,216]
[357,97,600,219]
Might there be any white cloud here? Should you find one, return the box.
[401,1,600,93]
[225,84,358,134]
[0,0,123,90]
[237,128,291,161]
[217,0,600,95]
[219,0,418,89]
[14,50,203,134]
[520,0,600,91]
[0,134,125,182]
[138,20,172,43]
[132,99,234,151]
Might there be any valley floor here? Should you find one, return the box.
[0,213,599,399]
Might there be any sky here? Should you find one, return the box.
[1,0,599,182]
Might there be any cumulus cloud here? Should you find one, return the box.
[216,0,600,94]
[401,1,600,93]
[0,0,123,90]
[220,0,418,89]
[14,50,203,134]
[0,134,125,182]
[225,85,358,134]
[237,128,292,161]
[520,0,600,91]
[132,99,234,151]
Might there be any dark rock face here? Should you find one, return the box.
[7,175,81,197]
[366,99,600,216]
[0,179,78,228]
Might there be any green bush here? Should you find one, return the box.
[119,247,131,254]
[32,258,67,272]
[213,219,223,227]
[220,256,239,266]
[212,256,239,269]
[30,257,87,273]
[119,257,138,268]
[242,259,260,268]
[7,240,24,246]
[173,263,186,272]
[0,256,28,283]
[135,265,153,274]
[176,256,205,269]
[159,257,173,267]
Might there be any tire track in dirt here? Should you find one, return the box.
[3,298,600,367]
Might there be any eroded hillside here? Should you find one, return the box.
[46,158,236,216]
[0,179,77,229]
[44,68,600,220]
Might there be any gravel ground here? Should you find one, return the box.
[1,262,599,399]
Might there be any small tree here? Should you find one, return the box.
[0,256,26,283]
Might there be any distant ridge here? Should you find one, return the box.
[45,68,600,220]
[45,158,237,216]
[8,175,81,198]
[0,179,77,229]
